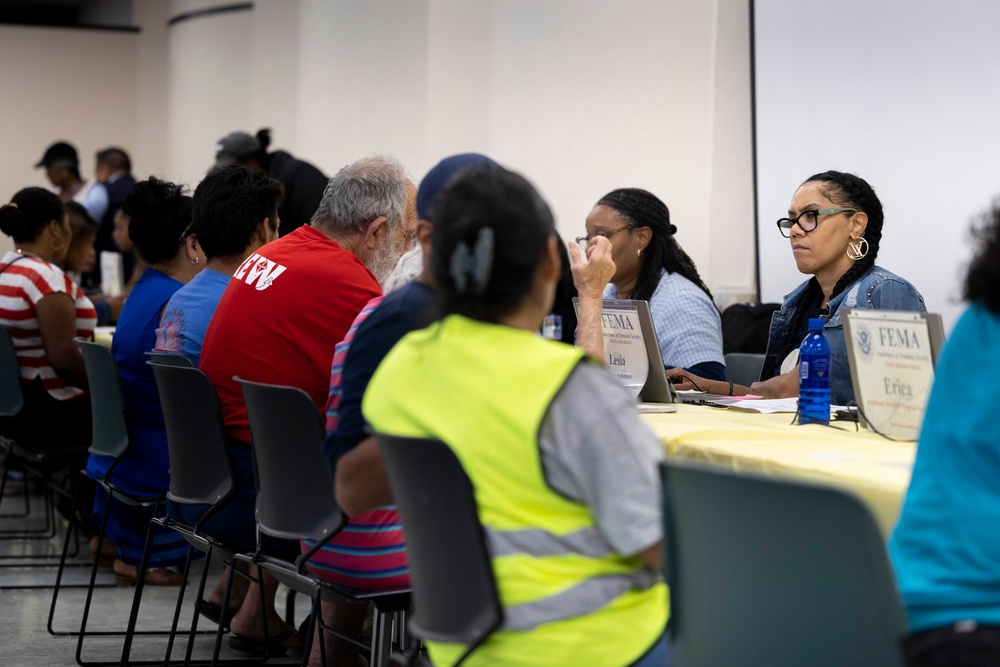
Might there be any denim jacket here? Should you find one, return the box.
[763,265,926,405]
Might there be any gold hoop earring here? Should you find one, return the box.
[50,238,65,253]
[846,236,869,261]
[637,248,642,258]
[191,256,199,265]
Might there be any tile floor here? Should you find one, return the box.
[0,477,309,667]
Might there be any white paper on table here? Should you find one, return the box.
[638,403,678,414]
[726,398,801,413]
[727,398,849,414]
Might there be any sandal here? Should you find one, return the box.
[227,627,302,657]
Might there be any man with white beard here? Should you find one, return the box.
[196,155,413,655]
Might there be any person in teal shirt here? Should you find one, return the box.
[890,201,1000,666]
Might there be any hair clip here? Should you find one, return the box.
[449,227,494,295]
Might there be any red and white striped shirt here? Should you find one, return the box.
[0,251,96,400]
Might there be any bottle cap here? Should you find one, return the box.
[808,317,825,331]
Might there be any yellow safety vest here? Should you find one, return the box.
[364,314,668,667]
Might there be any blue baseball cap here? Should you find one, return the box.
[417,153,499,222]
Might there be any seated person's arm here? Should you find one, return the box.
[90,294,125,325]
[36,292,88,389]
[568,237,615,361]
[634,542,662,570]
[328,299,416,515]
[666,365,799,398]
[335,436,393,516]
[751,367,798,398]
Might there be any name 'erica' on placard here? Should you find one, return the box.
[884,377,913,397]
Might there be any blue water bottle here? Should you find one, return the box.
[798,318,831,425]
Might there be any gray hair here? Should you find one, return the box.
[382,243,423,293]
[311,155,408,235]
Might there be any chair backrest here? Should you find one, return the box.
[661,460,907,667]
[378,434,502,657]
[77,338,129,459]
[145,351,195,368]
[149,361,234,510]
[0,327,24,417]
[235,377,344,544]
[723,352,765,386]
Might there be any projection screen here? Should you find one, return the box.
[753,0,1000,332]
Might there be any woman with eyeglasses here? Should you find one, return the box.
[668,170,925,404]
[584,188,725,380]
[85,177,206,586]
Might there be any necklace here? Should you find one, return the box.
[15,248,44,261]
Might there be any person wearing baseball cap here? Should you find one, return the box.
[213,128,327,237]
[35,141,88,206]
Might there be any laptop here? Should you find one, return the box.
[572,298,677,404]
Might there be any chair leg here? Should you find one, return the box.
[301,592,321,667]
[0,460,30,519]
[285,587,297,628]
[162,543,198,666]
[257,563,271,656]
[371,607,393,667]
[73,492,113,654]
[118,498,162,665]
[209,556,238,666]
[48,473,89,635]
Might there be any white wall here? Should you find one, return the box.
[0,0,756,300]
[166,1,254,183]
[291,0,756,299]
[0,25,137,252]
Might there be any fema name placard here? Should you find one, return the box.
[600,302,649,398]
[844,310,938,440]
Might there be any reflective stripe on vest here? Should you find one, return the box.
[486,525,614,559]
[504,569,659,631]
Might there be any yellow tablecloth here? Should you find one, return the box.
[641,405,916,538]
[93,326,114,348]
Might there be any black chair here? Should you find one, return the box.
[144,351,195,368]
[0,327,94,589]
[118,360,256,667]
[377,434,502,666]
[0,326,86,548]
[48,340,182,666]
[723,352,765,387]
[0,324,29,522]
[236,377,411,667]
[661,460,907,667]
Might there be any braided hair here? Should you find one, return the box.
[765,171,885,378]
[597,188,712,301]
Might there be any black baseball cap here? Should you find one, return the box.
[35,141,79,169]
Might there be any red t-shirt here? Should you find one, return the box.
[199,225,382,444]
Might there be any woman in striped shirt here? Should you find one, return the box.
[0,188,95,451]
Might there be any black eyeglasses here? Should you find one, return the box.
[776,208,856,238]
[575,224,634,246]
